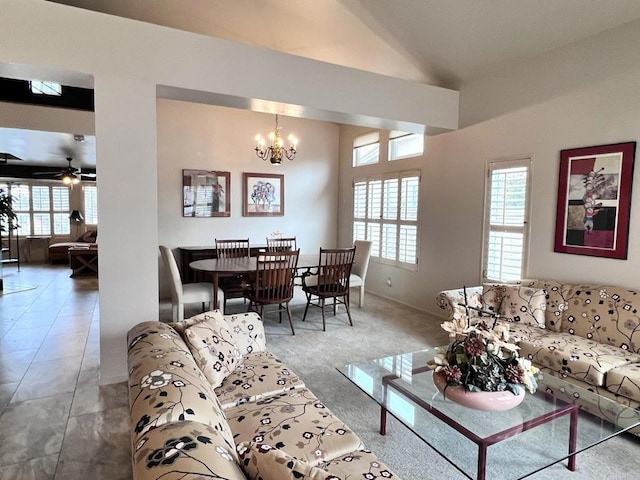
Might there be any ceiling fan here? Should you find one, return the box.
[33,157,96,185]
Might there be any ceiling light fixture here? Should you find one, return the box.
[255,114,298,164]
[62,171,79,185]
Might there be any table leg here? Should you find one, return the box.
[212,272,219,309]
[477,444,487,480]
[568,405,578,471]
[380,407,387,435]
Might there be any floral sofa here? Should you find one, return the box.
[436,279,640,433]
[127,310,399,479]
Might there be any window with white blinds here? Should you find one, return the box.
[353,132,380,167]
[388,131,424,161]
[353,171,420,269]
[482,158,531,283]
[0,183,70,236]
[83,185,98,225]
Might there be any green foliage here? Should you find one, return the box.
[0,188,18,233]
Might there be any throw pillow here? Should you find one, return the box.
[237,442,342,480]
[499,286,546,328]
[171,309,225,336]
[481,284,507,315]
[183,315,243,388]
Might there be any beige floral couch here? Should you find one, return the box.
[436,280,640,433]
[127,310,399,479]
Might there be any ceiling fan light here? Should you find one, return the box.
[62,175,72,185]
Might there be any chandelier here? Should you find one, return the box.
[255,114,298,164]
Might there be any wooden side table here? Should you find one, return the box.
[68,246,98,277]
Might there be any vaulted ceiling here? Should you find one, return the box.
[5,1,640,169]
[50,0,640,89]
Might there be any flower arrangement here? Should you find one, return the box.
[429,319,539,396]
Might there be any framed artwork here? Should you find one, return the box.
[242,172,284,217]
[182,169,230,217]
[554,142,636,259]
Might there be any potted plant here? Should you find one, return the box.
[428,319,539,411]
[0,187,19,290]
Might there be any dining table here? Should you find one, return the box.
[190,254,319,308]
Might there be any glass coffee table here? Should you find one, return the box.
[338,348,640,480]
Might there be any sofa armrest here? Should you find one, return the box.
[436,286,483,322]
[223,312,267,354]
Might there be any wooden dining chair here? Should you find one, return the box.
[245,249,300,335]
[215,238,250,313]
[266,236,297,252]
[301,246,356,331]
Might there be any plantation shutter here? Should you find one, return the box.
[483,159,531,282]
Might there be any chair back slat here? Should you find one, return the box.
[317,247,356,296]
[215,238,250,258]
[266,236,297,252]
[251,250,300,303]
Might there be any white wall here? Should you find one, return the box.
[157,100,339,297]
[338,19,640,316]
[1,0,456,383]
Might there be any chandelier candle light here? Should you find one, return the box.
[255,114,298,164]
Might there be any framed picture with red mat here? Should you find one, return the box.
[554,142,636,259]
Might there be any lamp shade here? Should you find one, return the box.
[69,210,84,223]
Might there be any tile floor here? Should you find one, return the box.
[0,263,130,480]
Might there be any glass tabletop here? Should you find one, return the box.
[338,348,640,479]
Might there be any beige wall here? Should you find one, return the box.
[156,100,339,297]
[338,18,640,316]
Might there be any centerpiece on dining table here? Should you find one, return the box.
[428,290,539,411]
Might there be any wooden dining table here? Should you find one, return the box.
[190,254,318,308]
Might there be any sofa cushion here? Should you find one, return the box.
[237,442,337,480]
[561,284,640,353]
[481,283,506,315]
[215,351,305,410]
[128,348,235,448]
[519,279,568,331]
[170,309,225,336]
[499,285,546,328]
[183,315,243,388]
[132,420,244,480]
[225,388,364,467]
[519,332,640,386]
[224,312,268,355]
[605,363,640,403]
[317,449,398,479]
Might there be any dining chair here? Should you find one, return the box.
[215,238,250,313]
[245,249,300,335]
[266,236,297,252]
[350,240,372,307]
[159,245,221,322]
[301,246,356,331]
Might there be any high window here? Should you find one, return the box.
[83,184,98,225]
[353,171,420,269]
[29,80,62,96]
[482,157,531,282]
[353,132,379,167]
[0,183,70,236]
[388,131,424,160]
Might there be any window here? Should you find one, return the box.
[353,171,420,269]
[389,131,424,160]
[83,185,98,225]
[0,183,70,236]
[353,132,379,166]
[29,80,62,96]
[482,158,531,283]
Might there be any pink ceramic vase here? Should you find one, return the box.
[432,371,526,411]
